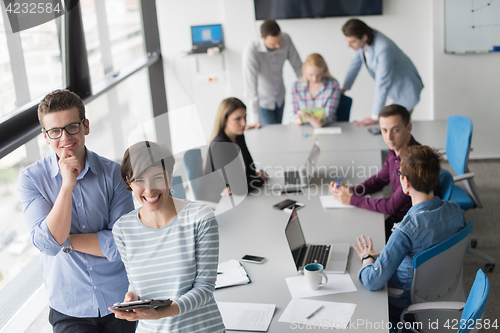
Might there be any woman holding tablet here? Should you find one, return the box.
[352,145,466,328]
[291,53,341,127]
[206,97,267,195]
[110,141,225,333]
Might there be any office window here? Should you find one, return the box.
[0,136,45,329]
[85,68,154,161]
[0,13,63,119]
[20,20,64,107]
[81,0,145,85]
[0,13,16,117]
[105,0,145,70]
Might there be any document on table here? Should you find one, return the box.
[215,259,251,289]
[285,273,357,298]
[319,195,354,209]
[279,299,357,329]
[313,127,342,135]
[217,302,276,331]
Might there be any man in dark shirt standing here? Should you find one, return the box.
[330,105,420,239]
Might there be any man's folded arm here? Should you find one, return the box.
[18,172,66,256]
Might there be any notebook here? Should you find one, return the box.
[215,259,251,289]
[284,206,350,274]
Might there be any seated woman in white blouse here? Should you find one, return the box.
[291,53,341,127]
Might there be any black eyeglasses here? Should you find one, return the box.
[396,168,403,177]
[44,119,85,139]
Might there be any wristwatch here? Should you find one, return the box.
[61,235,73,253]
[362,253,375,263]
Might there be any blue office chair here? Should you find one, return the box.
[390,222,474,333]
[183,148,203,200]
[336,94,352,122]
[170,175,186,199]
[400,269,490,333]
[439,169,454,201]
[443,116,494,272]
[446,116,483,210]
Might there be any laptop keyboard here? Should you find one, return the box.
[284,171,301,185]
[305,245,331,268]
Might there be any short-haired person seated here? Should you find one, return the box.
[205,97,268,196]
[330,104,438,240]
[291,53,341,127]
[110,141,225,332]
[352,145,466,330]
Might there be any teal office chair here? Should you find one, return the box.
[442,116,494,272]
[183,149,203,200]
[170,175,186,200]
[336,94,352,122]
[390,222,474,333]
[439,169,454,201]
[445,116,483,210]
[400,269,490,333]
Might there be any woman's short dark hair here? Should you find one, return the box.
[342,19,375,45]
[400,145,442,194]
[379,104,411,126]
[260,19,281,38]
[121,141,175,191]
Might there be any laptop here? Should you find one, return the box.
[189,24,224,54]
[285,206,350,274]
[269,141,320,190]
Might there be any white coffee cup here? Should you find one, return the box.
[304,262,328,290]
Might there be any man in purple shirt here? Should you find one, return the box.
[331,105,419,240]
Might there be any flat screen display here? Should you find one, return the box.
[254,0,382,20]
[191,24,223,45]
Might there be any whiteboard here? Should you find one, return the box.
[445,0,500,53]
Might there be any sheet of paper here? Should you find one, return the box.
[319,195,354,209]
[279,299,357,329]
[217,302,276,331]
[285,273,357,299]
[313,127,342,135]
[215,259,250,289]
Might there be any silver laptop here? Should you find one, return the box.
[285,206,350,274]
[270,141,320,190]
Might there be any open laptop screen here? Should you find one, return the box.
[304,141,320,180]
[285,207,307,267]
[191,24,223,47]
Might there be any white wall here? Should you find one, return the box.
[156,0,434,146]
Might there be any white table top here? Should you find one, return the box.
[244,121,447,154]
[213,150,388,332]
[244,119,499,159]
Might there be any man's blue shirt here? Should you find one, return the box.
[18,149,134,317]
[358,197,466,309]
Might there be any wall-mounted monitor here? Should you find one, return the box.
[254,0,382,20]
[190,24,224,54]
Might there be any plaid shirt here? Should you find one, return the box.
[291,77,341,124]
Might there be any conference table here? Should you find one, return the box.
[212,123,402,332]
[244,121,447,154]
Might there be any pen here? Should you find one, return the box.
[336,177,342,189]
[217,272,223,274]
[305,305,324,319]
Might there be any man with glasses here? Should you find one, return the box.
[330,105,422,241]
[17,90,136,332]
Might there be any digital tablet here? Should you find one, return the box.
[112,299,172,311]
[300,108,326,123]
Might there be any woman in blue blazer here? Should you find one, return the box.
[342,19,424,127]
